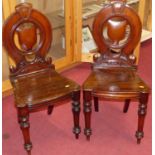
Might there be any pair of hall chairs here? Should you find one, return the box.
[3,1,150,155]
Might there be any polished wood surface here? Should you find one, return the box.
[83,68,149,99]
[83,0,150,144]
[3,3,81,155]
[93,0,142,55]
[12,70,80,108]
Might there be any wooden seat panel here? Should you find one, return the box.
[83,68,149,99]
[12,70,80,107]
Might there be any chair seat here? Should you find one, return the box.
[11,70,80,107]
[83,68,149,99]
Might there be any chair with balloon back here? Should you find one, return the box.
[83,0,150,143]
[3,3,81,155]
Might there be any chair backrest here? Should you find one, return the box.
[3,3,54,77]
[92,0,142,69]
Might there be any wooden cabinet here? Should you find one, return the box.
[139,0,152,40]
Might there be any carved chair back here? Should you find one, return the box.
[92,0,142,69]
[3,3,54,77]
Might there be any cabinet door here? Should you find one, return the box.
[138,0,152,41]
[80,0,151,63]
[3,0,74,69]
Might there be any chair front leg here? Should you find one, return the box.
[83,90,92,140]
[136,92,149,144]
[72,90,81,139]
[18,106,32,155]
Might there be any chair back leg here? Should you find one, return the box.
[94,97,99,112]
[123,99,131,113]
[47,105,54,115]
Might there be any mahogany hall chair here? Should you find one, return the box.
[83,0,150,143]
[3,3,80,155]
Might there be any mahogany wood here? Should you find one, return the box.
[47,105,54,115]
[123,99,130,113]
[3,3,81,154]
[83,0,150,143]
[94,97,99,112]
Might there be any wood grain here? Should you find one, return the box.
[3,3,81,154]
[83,0,150,143]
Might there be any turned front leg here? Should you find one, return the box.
[136,92,149,144]
[18,106,32,155]
[72,90,81,139]
[83,91,92,140]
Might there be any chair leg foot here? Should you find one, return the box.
[94,97,99,112]
[135,131,143,144]
[72,90,81,139]
[86,136,90,141]
[18,106,32,154]
[25,143,33,155]
[137,139,141,144]
[73,127,81,139]
[136,92,149,143]
[47,105,54,115]
[123,99,130,113]
[84,128,92,141]
[75,134,79,139]
[27,151,31,155]
[83,91,92,140]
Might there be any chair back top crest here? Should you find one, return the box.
[3,2,53,77]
